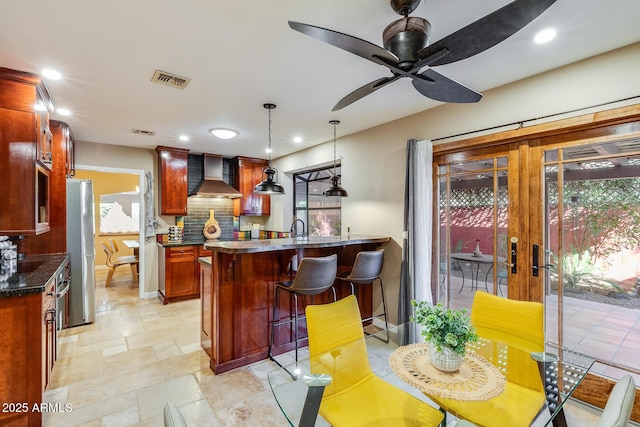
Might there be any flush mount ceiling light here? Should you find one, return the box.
[254,103,285,195]
[179,135,189,142]
[56,107,71,116]
[209,128,238,140]
[323,120,348,197]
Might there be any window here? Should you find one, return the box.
[99,191,140,234]
[293,165,342,236]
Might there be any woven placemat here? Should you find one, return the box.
[389,343,506,401]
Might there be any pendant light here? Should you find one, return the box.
[254,103,285,195]
[323,120,348,197]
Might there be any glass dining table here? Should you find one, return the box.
[267,324,594,427]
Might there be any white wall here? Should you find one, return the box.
[72,42,640,311]
[271,42,640,321]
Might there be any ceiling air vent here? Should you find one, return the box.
[150,70,191,90]
[131,129,156,136]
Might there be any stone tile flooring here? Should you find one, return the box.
[44,268,611,426]
[44,268,289,426]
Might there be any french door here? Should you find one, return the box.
[434,105,640,391]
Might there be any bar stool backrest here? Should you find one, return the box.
[289,254,337,296]
[346,249,384,284]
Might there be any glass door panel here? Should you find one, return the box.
[437,156,510,312]
[542,139,640,376]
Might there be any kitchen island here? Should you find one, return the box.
[200,235,390,374]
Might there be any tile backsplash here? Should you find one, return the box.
[183,154,234,241]
[183,198,234,241]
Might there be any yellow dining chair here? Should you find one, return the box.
[429,291,547,427]
[305,295,444,427]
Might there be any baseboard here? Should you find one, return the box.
[142,291,157,299]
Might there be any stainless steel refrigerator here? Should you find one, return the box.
[66,179,96,326]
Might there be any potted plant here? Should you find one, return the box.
[410,300,478,372]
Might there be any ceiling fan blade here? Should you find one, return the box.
[417,0,557,66]
[289,21,399,68]
[411,69,482,103]
[333,76,401,111]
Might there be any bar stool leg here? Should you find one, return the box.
[293,293,299,362]
[378,277,390,343]
[269,286,280,364]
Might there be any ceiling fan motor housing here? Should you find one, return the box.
[390,0,422,16]
[383,17,431,69]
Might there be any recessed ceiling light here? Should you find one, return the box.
[179,135,189,142]
[293,136,302,143]
[209,128,238,139]
[265,147,273,154]
[42,69,61,80]
[56,107,71,116]
[534,28,557,44]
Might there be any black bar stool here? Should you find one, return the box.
[335,249,388,342]
[269,254,337,366]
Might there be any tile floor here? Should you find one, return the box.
[44,268,616,427]
[44,268,290,426]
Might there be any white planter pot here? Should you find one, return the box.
[429,344,463,372]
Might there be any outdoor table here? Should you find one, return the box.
[451,253,506,293]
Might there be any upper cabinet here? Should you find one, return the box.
[20,120,73,254]
[156,146,189,216]
[231,156,270,216]
[0,68,54,235]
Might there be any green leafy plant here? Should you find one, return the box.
[410,300,478,356]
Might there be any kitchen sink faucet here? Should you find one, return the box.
[290,218,306,238]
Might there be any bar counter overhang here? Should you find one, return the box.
[200,235,390,374]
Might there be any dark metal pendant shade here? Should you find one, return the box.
[323,119,348,197]
[323,175,348,197]
[254,166,285,194]
[254,103,285,195]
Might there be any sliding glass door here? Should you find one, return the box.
[436,150,515,312]
[533,138,640,376]
[435,107,640,389]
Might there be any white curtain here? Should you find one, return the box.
[399,139,433,340]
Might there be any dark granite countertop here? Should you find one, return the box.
[0,253,69,298]
[156,240,207,248]
[204,235,390,254]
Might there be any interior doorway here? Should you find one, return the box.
[74,165,146,299]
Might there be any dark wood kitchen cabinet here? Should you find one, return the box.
[42,275,56,391]
[0,278,57,426]
[21,120,74,255]
[0,67,54,236]
[156,146,189,216]
[157,245,204,304]
[231,156,270,216]
[199,258,212,358]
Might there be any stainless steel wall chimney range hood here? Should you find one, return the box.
[189,154,242,198]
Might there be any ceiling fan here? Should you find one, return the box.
[289,0,557,111]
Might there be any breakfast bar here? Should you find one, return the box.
[200,235,390,374]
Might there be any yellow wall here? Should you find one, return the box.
[74,170,140,267]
